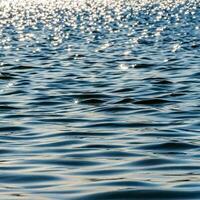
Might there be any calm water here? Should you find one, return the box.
[0,0,200,199]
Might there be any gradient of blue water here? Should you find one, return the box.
[0,0,200,199]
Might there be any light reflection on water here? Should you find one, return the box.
[0,0,200,199]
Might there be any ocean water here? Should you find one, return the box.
[0,0,200,199]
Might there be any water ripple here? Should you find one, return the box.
[0,0,200,199]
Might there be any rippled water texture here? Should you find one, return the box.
[0,0,200,199]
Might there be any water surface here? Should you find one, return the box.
[0,0,200,199]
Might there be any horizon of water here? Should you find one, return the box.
[0,0,200,199]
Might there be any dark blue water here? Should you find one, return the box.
[0,0,200,199]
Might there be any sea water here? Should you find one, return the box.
[0,0,200,199]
